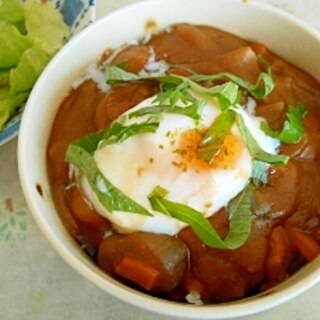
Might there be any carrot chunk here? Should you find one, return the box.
[265,226,289,282]
[115,256,160,291]
[286,227,320,261]
[251,42,267,56]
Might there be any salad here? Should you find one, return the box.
[0,0,69,132]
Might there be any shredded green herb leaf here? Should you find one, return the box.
[197,109,236,163]
[66,59,289,251]
[105,64,143,85]
[99,119,160,148]
[105,65,242,110]
[181,79,240,110]
[148,184,253,250]
[188,61,274,99]
[105,65,289,167]
[154,77,192,106]
[260,102,307,144]
[251,160,270,185]
[128,101,205,121]
[105,63,274,100]
[66,133,151,216]
[235,110,289,165]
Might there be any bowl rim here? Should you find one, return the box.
[18,0,320,318]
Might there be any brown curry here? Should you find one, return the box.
[47,24,320,303]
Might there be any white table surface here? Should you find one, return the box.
[1,0,320,319]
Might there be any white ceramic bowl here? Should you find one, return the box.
[18,0,320,318]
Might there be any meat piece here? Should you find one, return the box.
[255,101,286,131]
[178,209,268,302]
[282,112,320,227]
[149,24,248,64]
[93,81,158,130]
[49,81,102,142]
[264,73,320,111]
[253,161,299,222]
[98,232,188,293]
[270,56,320,91]
[48,81,103,181]
[111,45,150,72]
[169,47,262,84]
[175,24,211,51]
[47,80,105,242]
[286,162,320,229]
[47,140,70,185]
[257,50,320,111]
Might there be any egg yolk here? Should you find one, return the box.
[174,129,245,172]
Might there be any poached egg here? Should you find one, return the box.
[81,94,279,235]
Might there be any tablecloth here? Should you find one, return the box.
[1,1,320,319]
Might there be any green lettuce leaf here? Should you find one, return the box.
[9,46,50,95]
[24,2,69,55]
[148,184,253,250]
[0,90,29,130]
[0,1,70,132]
[66,133,151,216]
[0,0,25,31]
[0,23,33,68]
[0,68,9,85]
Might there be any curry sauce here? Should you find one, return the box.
[47,24,320,303]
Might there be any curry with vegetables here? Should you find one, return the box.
[47,24,320,303]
